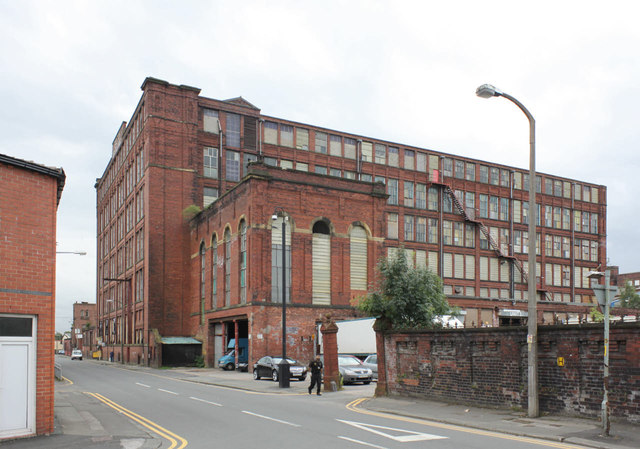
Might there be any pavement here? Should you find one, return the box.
[2,359,637,449]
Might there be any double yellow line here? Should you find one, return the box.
[85,392,188,449]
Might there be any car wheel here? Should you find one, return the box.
[253,369,260,380]
[363,381,371,385]
[299,375,306,382]
[225,363,234,371]
[272,370,279,382]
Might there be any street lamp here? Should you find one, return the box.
[56,250,87,255]
[271,208,290,388]
[587,269,618,436]
[476,84,539,418]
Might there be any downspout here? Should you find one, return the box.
[357,139,363,176]
[571,183,575,303]
[258,118,264,158]
[509,170,515,300]
[439,156,444,279]
[218,118,223,192]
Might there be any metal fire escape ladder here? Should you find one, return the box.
[443,185,529,282]
[442,184,553,302]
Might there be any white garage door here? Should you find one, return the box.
[0,315,36,439]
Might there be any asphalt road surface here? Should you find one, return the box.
[54,358,588,449]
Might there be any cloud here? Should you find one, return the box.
[1,0,638,331]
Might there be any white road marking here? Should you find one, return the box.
[189,396,222,407]
[338,436,388,448]
[158,388,178,395]
[337,419,448,442]
[242,411,301,427]
[136,382,150,388]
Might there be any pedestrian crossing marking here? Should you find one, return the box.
[337,419,448,442]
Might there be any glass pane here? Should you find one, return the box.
[0,317,32,337]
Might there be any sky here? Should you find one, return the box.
[1,1,638,333]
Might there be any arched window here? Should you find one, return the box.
[271,216,291,303]
[200,242,206,324]
[211,234,218,309]
[239,220,247,304]
[312,220,331,304]
[224,228,231,307]
[350,225,368,291]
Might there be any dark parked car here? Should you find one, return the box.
[253,356,308,381]
[338,355,372,384]
[362,354,378,381]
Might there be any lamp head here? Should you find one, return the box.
[476,84,502,99]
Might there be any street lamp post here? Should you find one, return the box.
[588,269,618,436]
[476,84,539,417]
[105,299,114,362]
[272,209,290,388]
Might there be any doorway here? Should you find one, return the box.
[0,315,36,439]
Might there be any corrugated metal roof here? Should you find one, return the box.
[161,337,202,345]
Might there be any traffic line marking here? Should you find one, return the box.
[337,419,447,442]
[61,376,73,385]
[346,398,589,449]
[85,392,188,449]
[338,436,388,448]
[242,410,301,427]
[190,396,222,407]
[136,382,150,388]
[158,388,178,395]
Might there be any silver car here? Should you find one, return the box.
[338,355,372,385]
[362,354,378,381]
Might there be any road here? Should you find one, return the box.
[51,358,590,449]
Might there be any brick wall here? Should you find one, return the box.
[0,159,63,437]
[188,162,387,366]
[378,323,640,423]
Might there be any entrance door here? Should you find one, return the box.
[213,323,223,366]
[0,315,35,439]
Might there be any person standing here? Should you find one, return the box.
[308,355,323,395]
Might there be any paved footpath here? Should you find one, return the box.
[1,360,637,449]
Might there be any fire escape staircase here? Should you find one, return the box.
[435,181,551,301]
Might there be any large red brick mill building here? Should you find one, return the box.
[95,77,607,367]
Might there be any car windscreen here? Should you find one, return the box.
[272,357,297,365]
[338,356,362,366]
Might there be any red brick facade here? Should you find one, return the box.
[95,77,608,368]
[72,301,96,357]
[189,163,386,366]
[377,324,640,423]
[0,154,65,438]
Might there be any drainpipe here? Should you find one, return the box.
[258,118,264,158]
[439,156,444,279]
[357,139,363,175]
[218,119,223,192]
[571,183,575,303]
[510,170,515,300]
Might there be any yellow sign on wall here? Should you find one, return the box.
[557,357,565,367]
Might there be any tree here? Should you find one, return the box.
[618,281,640,309]
[357,248,453,329]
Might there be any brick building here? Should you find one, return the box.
[95,77,607,367]
[71,301,96,358]
[0,153,65,440]
[613,269,640,293]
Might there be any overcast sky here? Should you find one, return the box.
[1,1,638,333]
